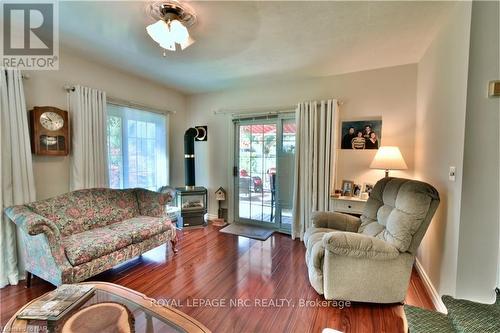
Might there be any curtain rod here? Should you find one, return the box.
[63,84,176,115]
[213,100,344,116]
[213,106,295,117]
[107,97,176,115]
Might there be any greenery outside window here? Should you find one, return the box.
[107,104,168,191]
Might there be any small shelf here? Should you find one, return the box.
[331,196,367,215]
[330,195,368,202]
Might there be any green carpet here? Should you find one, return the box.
[405,305,454,333]
[442,292,500,333]
[405,289,500,333]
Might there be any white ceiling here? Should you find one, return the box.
[59,1,455,94]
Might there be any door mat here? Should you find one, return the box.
[220,224,274,241]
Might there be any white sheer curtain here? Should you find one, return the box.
[107,104,168,190]
[292,99,339,239]
[69,85,108,190]
[0,68,36,287]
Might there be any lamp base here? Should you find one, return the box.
[385,170,390,178]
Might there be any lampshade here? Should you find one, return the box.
[370,146,408,172]
[146,19,193,51]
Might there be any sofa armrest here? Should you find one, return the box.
[322,232,399,260]
[4,205,61,239]
[135,188,172,217]
[311,211,361,232]
[5,205,72,276]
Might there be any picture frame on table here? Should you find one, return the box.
[363,183,375,196]
[353,184,362,197]
[341,180,355,197]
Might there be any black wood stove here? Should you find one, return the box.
[175,186,207,228]
[176,127,207,228]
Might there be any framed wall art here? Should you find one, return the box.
[340,119,382,150]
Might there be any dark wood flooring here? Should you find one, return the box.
[0,224,434,332]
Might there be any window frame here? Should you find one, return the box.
[106,103,169,191]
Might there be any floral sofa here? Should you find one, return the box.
[4,188,177,286]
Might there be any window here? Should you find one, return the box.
[107,104,168,191]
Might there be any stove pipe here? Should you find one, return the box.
[184,127,198,189]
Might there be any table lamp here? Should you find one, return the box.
[370,146,408,177]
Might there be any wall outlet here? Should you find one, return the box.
[449,166,456,181]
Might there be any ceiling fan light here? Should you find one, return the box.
[147,1,196,52]
[169,19,190,44]
[147,20,177,51]
[180,35,195,50]
[146,19,193,51]
[146,20,169,45]
[159,41,176,51]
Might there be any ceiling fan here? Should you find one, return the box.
[146,0,197,53]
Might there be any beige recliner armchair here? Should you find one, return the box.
[304,177,439,303]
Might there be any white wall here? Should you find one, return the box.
[456,0,500,303]
[23,49,187,200]
[414,2,472,297]
[188,64,417,217]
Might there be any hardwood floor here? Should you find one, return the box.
[0,224,434,333]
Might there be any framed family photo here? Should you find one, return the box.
[353,184,362,197]
[363,183,374,196]
[341,180,355,197]
[340,119,382,150]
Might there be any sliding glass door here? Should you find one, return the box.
[276,117,296,231]
[234,114,296,232]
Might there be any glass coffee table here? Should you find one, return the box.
[3,282,210,333]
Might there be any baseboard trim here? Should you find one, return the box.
[414,258,447,313]
[207,213,218,220]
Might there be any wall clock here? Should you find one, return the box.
[29,106,70,156]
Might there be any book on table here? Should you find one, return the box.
[17,284,95,321]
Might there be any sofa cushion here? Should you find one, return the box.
[358,178,438,252]
[62,227,134,266]
[62,216,174,266]
[28,188,140,236]
[107,216,174,243]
